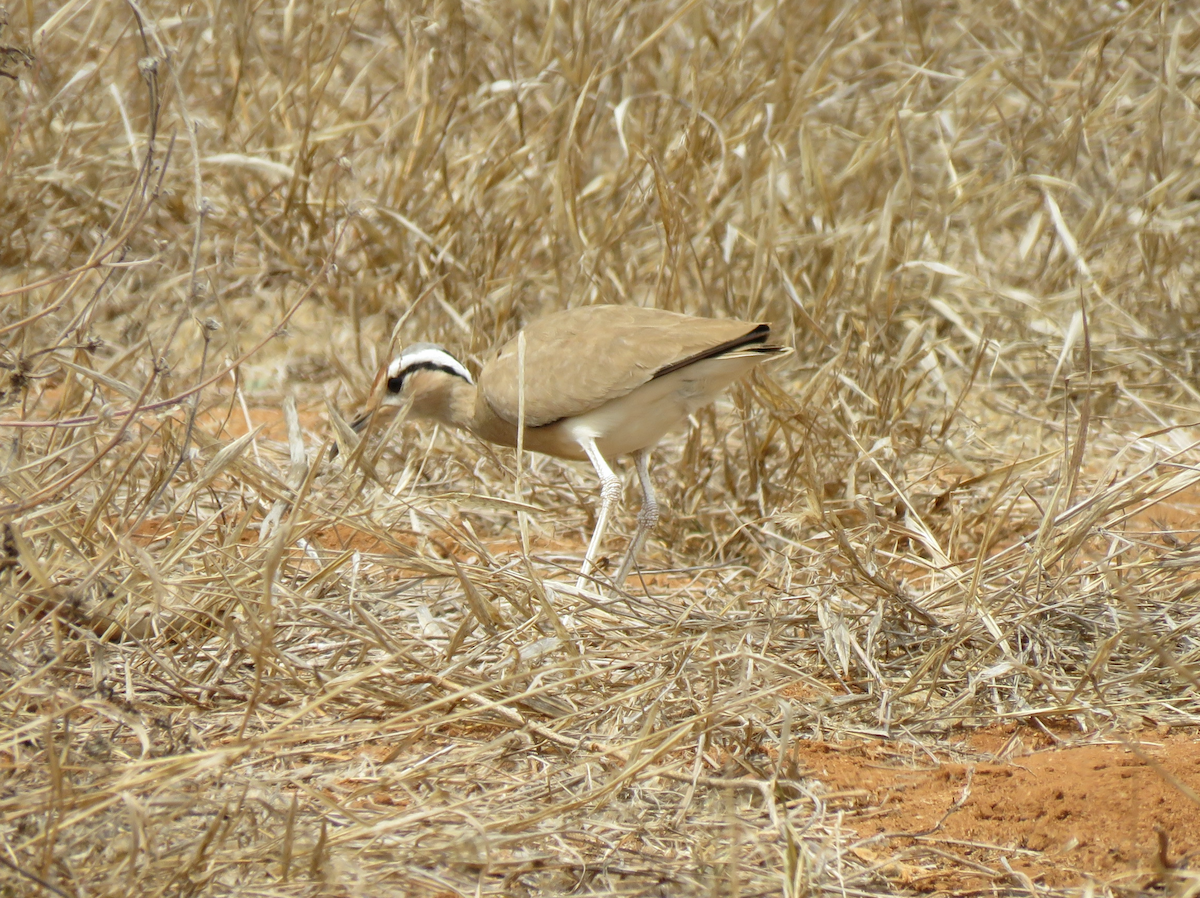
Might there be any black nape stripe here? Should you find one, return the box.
[388,361,470,393]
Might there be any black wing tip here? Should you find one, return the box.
[744,324,792,355]
[650,322,783,380]
[751,341,789,354]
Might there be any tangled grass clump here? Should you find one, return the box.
[1,2,1199,895]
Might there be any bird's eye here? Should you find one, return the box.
[387,374,405,393]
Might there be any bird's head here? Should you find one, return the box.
[350,343,474,435]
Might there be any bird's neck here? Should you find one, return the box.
[420,376,479,435]
[411,370,520,448]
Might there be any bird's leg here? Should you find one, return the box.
[576,438,622,591]
[614,448,657,589]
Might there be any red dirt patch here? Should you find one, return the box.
[794,730,1200,891]
[1122,480,1200,538]
[197,398,328,443]
[312,522,421,555]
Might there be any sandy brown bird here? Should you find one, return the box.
[349,304,791,589]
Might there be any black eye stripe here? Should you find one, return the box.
[387,361,469,393]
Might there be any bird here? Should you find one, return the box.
[345,304,791,590]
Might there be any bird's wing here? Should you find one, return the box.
[480,305,771,428]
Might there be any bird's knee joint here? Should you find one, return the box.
[638,501,660,530]
[600,477,622,504]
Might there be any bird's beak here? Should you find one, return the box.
[331,366,387,459]
[351,364,390,433]
[350,406,374,434]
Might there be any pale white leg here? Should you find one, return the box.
[614,448,658,588]
[576,438,622,591]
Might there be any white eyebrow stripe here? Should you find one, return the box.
[388,347,473,384]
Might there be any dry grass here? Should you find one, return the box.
[2,1,1200,895]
